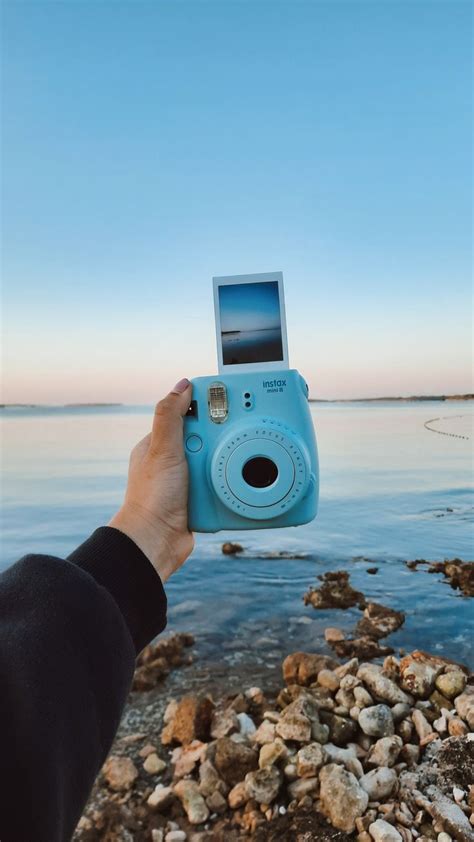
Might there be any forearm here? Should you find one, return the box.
[0,527,167,842]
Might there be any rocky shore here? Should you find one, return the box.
[75,643,474,842]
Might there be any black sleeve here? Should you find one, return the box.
[0,526,168,842]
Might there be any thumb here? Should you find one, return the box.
[150,378,193,458]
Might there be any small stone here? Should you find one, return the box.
[173,779,209,824]
[198,759,226,798]
[412,709,434,742]
[222,542,243,554]
[318,669,341,692]
[358,664,412,706]
[399,744,420,767]
[448,717,468,737]
[245,766,282,804]
[319,763,369,832]
[228,780,249,808]
[211,707,239,739]
[151,830,164,842]
[359,705,395,738]
[325,627,346,642]
[437,834,452,842]
[455,687,474,730]
[237,712,256,737]
[320,710,358,745]
[206,790,227,814]
[367,736,403,767]
[172,741,207,778]
[147,784,175,810]
[359,767,398,800]
[435,671,467,700]
[354,686,374,708]
[369,819,403,841]
[400,654,442,699]
[252,720,276,745]
[392,703,413,723]
[453,786,465,804]
[214,737,258,786]
[164,699,179,724]
[165,833,187,842]
[144,753,167,775]
[324,742,364,778]
[262,710,280,723]
[282,651,337,686]
[139,743,158,758]
[103,755,138,791]
[259,739,288,768]
[287,776,319,799]
[169,695,214,746]
[296,743,326,777]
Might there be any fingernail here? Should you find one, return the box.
[172,377,190,394]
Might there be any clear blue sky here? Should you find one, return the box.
[2,0,472,402]
[219,282,281,332]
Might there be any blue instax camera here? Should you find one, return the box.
[183,272,319,533]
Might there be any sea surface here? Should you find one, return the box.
[222,327,283,365]
[1,402,473,668]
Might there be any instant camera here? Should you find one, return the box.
[184,272,319,532]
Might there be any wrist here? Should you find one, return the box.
[108,505,176,582]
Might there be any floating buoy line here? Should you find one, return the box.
[424,415,470,440]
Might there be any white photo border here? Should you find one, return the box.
[213,271,289,374]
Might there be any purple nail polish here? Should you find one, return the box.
[172,377,190,394]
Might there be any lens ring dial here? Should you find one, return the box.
[210,418,310,520]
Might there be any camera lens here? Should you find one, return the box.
[242,457,278,488]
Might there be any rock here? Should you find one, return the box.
[412,709,434,741]
[400,653,444,699]
[139,742,158,757]
[133,632,194,691]
[325,627,346,642]
[367,736,403,767]
[355,602,405,640]
[147,783,175,810]
[448,718,468,738]
[205,790,227,813]
[455,687,474,730]
[282,651,337,686]
[172,741,207,777]
[399,743,420,767]
[354,686,374,708]
[168,695,214,746]
[360,767,398,800]
[259,739,288,768]
[245,766,282,804]
[165,832,187,842]
[252,720,277,744]
[237,712,256,737]
[358,664,412,705]
[319,763,369,832]
[392,703,412,723]
[369,819,403,841]
[174,779,209,824]
[359,705,395,737]
[318,669,341,692]
[103,755,138,791]
[214,737,258,786]
[436,671,467,700]
[296,743,326,777]
[210,707,239,739]
[303,570,366,610]
[336,658,360,678]
[324,743,364,778]
[198,759,227,798]
[287,776,320,799]
[275,696,321,742]
[151,830,164,842]
[144,753,167,775]
[426,785,474,842]
[228,780,249,808]
[222,542,243,554]
[320,710,358,746]
[332,637,395,660]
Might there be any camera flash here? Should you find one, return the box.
[208,382,228,423]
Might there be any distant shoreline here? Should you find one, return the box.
[1,395,472,409]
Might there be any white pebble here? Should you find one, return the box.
[279,805,286,814]
[437,833,452,842]
[452,786,465,803]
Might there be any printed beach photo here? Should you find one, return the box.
[218,281,284,364]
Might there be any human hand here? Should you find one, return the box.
[109,378,194,582]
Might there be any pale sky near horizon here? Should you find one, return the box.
[1,0,472,403]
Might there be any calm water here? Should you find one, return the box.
[222,327,283,365]
[1,402,473,667]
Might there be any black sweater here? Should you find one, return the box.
[0,526,168,842]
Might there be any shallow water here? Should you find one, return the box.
[1,402,473,667]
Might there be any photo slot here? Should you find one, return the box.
[218,281,284,365]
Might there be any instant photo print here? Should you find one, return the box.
[184,272,319,533]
